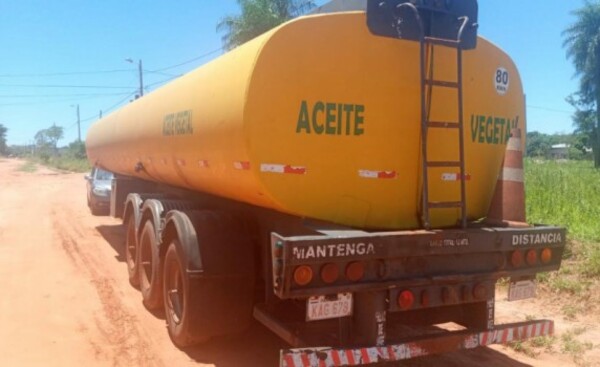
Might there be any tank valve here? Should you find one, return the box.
[134,162,145,173]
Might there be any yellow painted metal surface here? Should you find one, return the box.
[86,12,525,230]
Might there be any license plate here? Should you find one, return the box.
[306,293,353,321]
[508,279,537,301]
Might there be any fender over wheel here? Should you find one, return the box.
[162,210,255,347]
[163,240,209,346]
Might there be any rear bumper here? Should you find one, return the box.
[280,319,553,366]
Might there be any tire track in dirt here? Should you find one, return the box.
[51,205,163,367]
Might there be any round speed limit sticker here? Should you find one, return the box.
[494,67,510,95]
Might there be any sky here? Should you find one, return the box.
[0,0,585,146]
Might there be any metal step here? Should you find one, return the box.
[424,36,461,47]
[425,80,459,88]
[426,161,461,168]
[428,201,463,209]
[427,121,460,129]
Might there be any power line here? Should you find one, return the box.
[0,83,134,89]
[143,69,181,78]
[0,92,132,98]
[145,75,181,89]
[0,93,131,107]
[527,105,574,115]
[149,48,224,72]
[80,91,139,124]
[0,69,135,78]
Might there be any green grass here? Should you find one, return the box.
[526,159,600,242]
[525,159,600,282]
[17,161,38,172]
[509,335,556,358]
[561,327,594,366]
[31,156,90,173]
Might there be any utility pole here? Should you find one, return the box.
[76,104,81,142]
[126,58,144,98]
[138,59,144,97]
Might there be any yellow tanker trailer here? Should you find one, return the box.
[86,1,566,364]
[86,8,522,230]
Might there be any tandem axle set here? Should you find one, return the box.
[110,175,565,366]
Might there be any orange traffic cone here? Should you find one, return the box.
[486,128,528,227]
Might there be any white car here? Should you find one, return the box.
[85,167,114,215]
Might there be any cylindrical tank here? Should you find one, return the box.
[86,11,525,230]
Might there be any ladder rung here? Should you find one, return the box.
[427,121,460,129]
[427,161,461,168]
[425,80,459,88]
[424,37,461,48]
[428,202,463,209]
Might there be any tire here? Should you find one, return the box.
[139,220,163,310]
[125,215,140,287]
[90,205,102,216]
[163,240,209,347]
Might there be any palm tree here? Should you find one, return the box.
[217,0,315,50]
[563,1,600,167]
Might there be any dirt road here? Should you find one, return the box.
[0,158,597,366]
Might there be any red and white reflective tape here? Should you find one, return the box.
[198,160,210,168]
[261,164,307,175]
[507,136,522,152]
[441,173,471,181]
[358,170,398,180]
[280,320,554,367]
[500,167,524,183]
[233,161,251,170]
[479,321,552,346]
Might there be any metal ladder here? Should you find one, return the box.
[399,4,470,229]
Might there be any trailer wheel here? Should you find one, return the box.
[139,220,163,310]
[163,240,209,347]
[125,215,140,287]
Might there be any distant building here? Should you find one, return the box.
[550,144,569,160]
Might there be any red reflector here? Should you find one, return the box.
[397,290,415,310]
[511,250,524,268]
[541,248,552,264]
[293,265,313,286]
[345,262,365,282]
[526,249,537,266]
[320,263,339,284]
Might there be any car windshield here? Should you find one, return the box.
[95,169,113,181]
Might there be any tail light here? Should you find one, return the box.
[293,265,313,286]
[320,263,339,284]
[345,262,365,282]
[526,249,538,266]
[397,290,415,310]
[541,248,552,264]
[511,250,524,268]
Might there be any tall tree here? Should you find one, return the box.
[217,0,315,50]
[34,124,64,151]
[563,1,600,167]
[0,124,7,156]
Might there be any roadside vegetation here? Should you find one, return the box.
[509,159,600,365]
[8,124,90,173]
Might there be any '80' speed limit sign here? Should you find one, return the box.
[494,67,510,96]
